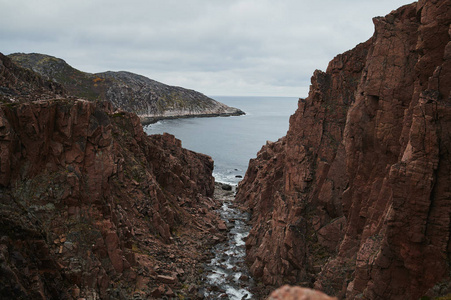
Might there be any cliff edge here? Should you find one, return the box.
[236,1,451,299]
[0,51,226,299]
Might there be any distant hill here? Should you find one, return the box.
[0,53,65,102]
[8,53,244,124]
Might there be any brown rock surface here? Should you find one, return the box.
[0,54,225,299]
[268,285,337,300]
[237,1,451,299]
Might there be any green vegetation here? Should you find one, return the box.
[9,53,104,101]
[112,112,126,118]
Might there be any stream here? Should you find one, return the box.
[203,186,254,299]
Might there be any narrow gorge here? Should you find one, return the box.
[0,0,450,299]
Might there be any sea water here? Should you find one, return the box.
[144,96,299,185]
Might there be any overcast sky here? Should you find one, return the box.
[1,0,413,97]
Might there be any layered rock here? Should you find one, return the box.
[236,1,451,299]
[0,54,226,299]
[8,53,244,123]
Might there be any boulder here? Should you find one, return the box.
[268,285,337,300]
[221,184,232,191]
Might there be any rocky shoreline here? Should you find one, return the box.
[140,109,246,126]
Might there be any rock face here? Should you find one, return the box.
[0,54,226,299]
[236,1,451,299]
[8,53,244,123]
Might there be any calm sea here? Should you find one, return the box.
[143,96,299,185]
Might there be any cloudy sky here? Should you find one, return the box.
[1,0,412,97]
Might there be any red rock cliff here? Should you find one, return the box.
[236,1,451,299]
[0,55,224,299]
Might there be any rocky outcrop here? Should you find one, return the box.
[8,53,244,123]
[236,1,451,299]
[0,99,228,299]
[0,52,228,298]
[268,285,337,300]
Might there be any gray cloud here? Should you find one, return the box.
[0,0,413,96]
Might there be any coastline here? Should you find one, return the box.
[140,109,246,126]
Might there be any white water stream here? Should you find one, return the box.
[203,194,254,299]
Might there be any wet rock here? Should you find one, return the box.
[221,184,232,191]
[239,274,249,281]
[210,285,225,293]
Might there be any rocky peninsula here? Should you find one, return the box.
[7,53,244,124]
